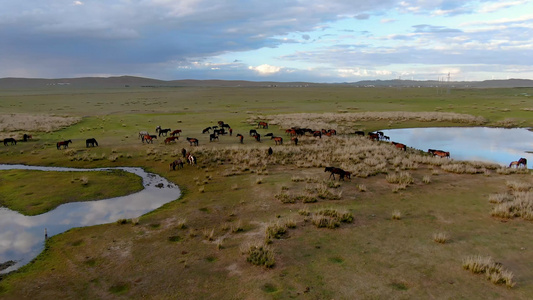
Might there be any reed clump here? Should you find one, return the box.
[462,255,515,288]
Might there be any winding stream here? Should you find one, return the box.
[0,165,181,274]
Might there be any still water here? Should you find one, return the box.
[0,165,181,273]
[379,127,533,166]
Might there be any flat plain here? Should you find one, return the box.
[0,85,533,299]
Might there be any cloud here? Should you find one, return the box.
[249,64,283,75]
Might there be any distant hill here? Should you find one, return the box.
[1,76,532,89]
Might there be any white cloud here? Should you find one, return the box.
[478,0,527,13]
[73,1,83,5]
[248,64,282,75]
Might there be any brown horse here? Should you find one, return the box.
[164,136,179,144]
[186,137,199,146]
[142,135,154,144]
[510,158,527,168]
[272,136,283,145]
[169,159,184,170]
[258,121,268,129]
[392,142,406,151]
[324,167,347,181]
[433,150,450,158]
[170,129,182,137]
[56,139,72,149]
[236,134,244,144]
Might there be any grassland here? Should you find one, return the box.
[0,85,532,299]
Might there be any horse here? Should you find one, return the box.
[142,135,154,144]
[354,131,365,136]
[272,136,283,145]
[170,129,182,137]
[56,140,72,149]
[368,132,380,141]
[157,127,171,137]
[254,133,261,142]
[86,138,98,147]
[268,147,273,156]
[23,134,32,142]
[324,167,347,181]
[221,123,231,129]
[139,131,149,139]
[169,159,184,170]
[229,128,233,136]
[209,133,219,142]
[236,134,244,144]
[186,137,199,146]
[433,150,450,158]
[264,133,274,138]
[382,135,390,141]
[392,142,406,151]
[181,148,187,158]
[164,136,179,144]
[291,137,298,145]
[249,129,258,136]
[202,127,211,134]
[3,138,17,146]
[187,153,196,165]
[510,158,527,168]
[313,131,322,138]
[258,121,268,129]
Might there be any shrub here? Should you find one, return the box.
[386,172,414,185]
[422,175,431,184]
[432,232,448,244]
[245,244,275,268]
[391,210,402,220]
[265,222,287,242]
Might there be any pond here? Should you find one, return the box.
[379,127,533,166]
[0,165,181,274]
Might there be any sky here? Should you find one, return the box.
[1,0,533,83]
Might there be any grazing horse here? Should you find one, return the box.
[202,127,211,134]
[382,135,390,141]
[313,131,322,138]
[186,137,199,146]
[142,135,154,144]
[249,129,258,136]
[510,158,527,168]
[139,131,149,139]
[392,142,406,151]
[169,159,184,170]
[86,138,98,147]
[264,133,274,138]
[268,147,273,156]
[164,136,179,144]
[23,134,32,142]
[56,140,72,149]
[170,129,182,137]
[221,123,231,129]
[236,134,244,144]
[181,148,187,158]
[254,133,261,142]
[209,133,219,142]
[258,121,268,129]
[3,138,17,146]
[272,136,283,145]
[354,131,365,136]
[324,167,347,181]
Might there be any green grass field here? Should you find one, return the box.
[0,86,532,299]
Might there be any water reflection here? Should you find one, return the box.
[380,127,533,166]
[0,165,181,274]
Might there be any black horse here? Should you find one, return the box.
[86,138,98,147]
[354,131,365,136]
[3,138,17,146]
[249,129,258,136]
[209,133,219,142]
[156,126,172,137]
[57,140,72,149]
[23,134,32,142]
[236,134,244,144]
